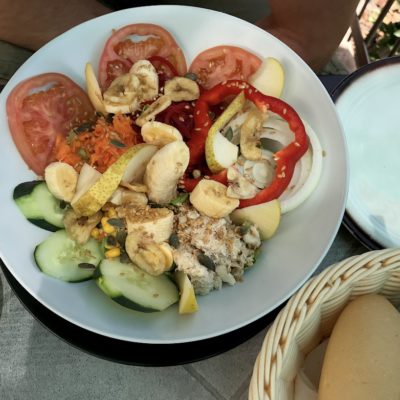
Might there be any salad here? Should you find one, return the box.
[7,23,323,315]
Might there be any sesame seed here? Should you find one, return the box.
[189,114,193,118]
[179,116,185,122]
[282,165,286,171]
[192,169,201,179]
[184,104,190,109]
[283,108,287,114]
[294,142,301,147]
[195,127,201,131]
[195,110,200,115]
[204,121,209,127]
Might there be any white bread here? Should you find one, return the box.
[318,294,400,400]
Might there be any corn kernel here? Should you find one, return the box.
[101,217,115,234]
[91,228,100,240]
[107,208,117,218]
[105,247,121,258]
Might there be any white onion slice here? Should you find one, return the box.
[259,114,323,214]
[279,120,323,213]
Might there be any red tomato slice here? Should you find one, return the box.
[189,45,262,89]
[6,73,94,175]
[98,23,187,90]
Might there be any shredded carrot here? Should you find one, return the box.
[53,114,142,172]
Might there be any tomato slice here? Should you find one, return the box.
[98,23,187,90]
[6,73,94,176]
[189,45,262,89]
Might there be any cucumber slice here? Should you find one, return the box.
[14,181,66,231]
[13,180,43,199]
[96,259,179,313]
[34,230,102,282]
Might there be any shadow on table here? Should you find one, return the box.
[317,225,368,273]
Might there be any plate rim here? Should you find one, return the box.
[332,55,400,250]
[0,5,348,344]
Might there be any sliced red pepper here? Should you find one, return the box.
[148,55,179,88]
[186,80,309,207]
[157,101,194,140]
[188,98,211,165]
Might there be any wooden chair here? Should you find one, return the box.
[350,0,399,67]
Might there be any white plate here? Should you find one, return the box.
[0,5,347,344]
[334,57,400,249]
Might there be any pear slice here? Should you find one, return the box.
[230,199,281,240]
[249,57,285,98]
[206,130,239,173]
[71,163,102,204]
[85,63,106,114]
[205,92,245,173]
[72,144,152,216]
[174,271,199,314]
[121,143,158,183]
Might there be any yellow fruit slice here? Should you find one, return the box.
[249,57,285,98]
[121,143,158,183]
[174,271,199,314]
[190,179,239,218]
[205,130,238,173]
[72,144,151,216]
[230,199,281,240]
[205,92,245,173]
[85,63,106,114]
[140,121,182,147]
[71,163,102,204]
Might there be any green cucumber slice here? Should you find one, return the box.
[96,259,178,313]
[14,181,66,231]
[34,230,102,282]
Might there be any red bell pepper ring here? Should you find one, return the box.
[157,101,194,139]
[186,80,309,208]
[188,98,211,165]
[147,56,179,88]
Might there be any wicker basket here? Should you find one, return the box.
[249,248,400,400]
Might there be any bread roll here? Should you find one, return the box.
[319,294,400,400]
